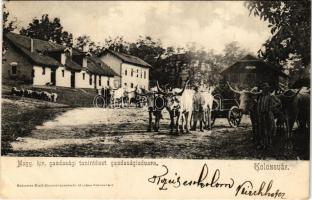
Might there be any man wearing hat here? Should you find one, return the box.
[191,85,205,132]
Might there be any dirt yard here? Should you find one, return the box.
[4,104,309,160]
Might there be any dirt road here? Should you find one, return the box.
[8,107,309,159]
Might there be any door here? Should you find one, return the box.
[70,71,75,88]
[51,69,56,85]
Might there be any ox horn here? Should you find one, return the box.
[227,82,242,94]
[156,81,167,95]
[281,87,302,98]
[248,87,262,95]
[175,80,189,96]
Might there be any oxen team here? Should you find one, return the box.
[134,80,216,134]
[227,82,310,149]
[11,87,58,102]
[134,80,309,150]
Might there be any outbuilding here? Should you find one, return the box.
[221,54,288,90]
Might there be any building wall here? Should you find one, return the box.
[96,76,115,89]
[33,66,51,85]
[99,53,122,76]
[2,41,33,82]
[55,66,71,87]
[75,70,94,89]
[121,63,149,90]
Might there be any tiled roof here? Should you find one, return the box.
[221,54,288,78]
[87,55,118,77]
[102,49,151,68]
[73,48,119,77]
[4,32,117,77]
[5,32,66,53]
[65,58,82,71]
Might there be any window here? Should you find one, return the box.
[130,83,134,88]
[62,70,65,77]
[89,75,92,85]
[144,71,146,79]
[12,66,17,75]
[125,69,127,76]
[124,83,127,86]
[107,80,110,86]
[99,77,101,86]
[82,73,85,80]
[136,69,139,77]
[140,70,142,78]
[131,69,134,77]
[42,67,45,75]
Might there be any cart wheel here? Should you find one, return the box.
[228,106,242,127]
[93,95,106,108]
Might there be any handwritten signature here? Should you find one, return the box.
[148,164,234,190]
[148,164,286,199]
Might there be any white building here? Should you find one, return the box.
[99,49,151,89]
[3,32,117,89]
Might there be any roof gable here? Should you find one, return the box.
[102,49,151,68]
[221,54,288,78]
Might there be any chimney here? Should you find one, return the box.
[30,38,34,53]
[82,43,89,53]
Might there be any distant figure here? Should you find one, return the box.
[191,86,205,132]
[101,87,105,96]
[105,87,112,107]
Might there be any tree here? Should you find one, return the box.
[129,36,165,66]
[3,4,17,34]
[74,35,104,55]
[103,36,129,54]
[3,3,17,55]
[245,1,311,68]
[20,14,73,47]
[221,41,249,67]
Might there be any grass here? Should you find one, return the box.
[1,81,100,154]
[1,99,69,155]
[2,81,98,107]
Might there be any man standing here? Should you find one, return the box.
[257,82,281,149]
[191,86,205,132]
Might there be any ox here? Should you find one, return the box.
[158,81,191,134]
[135,87,164,132]
[297,90,310,129]
[200,86,216,130]
[276,88,303,143]
[156,82,186,134]
[227,82,262,140]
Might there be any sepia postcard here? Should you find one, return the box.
[0,0,310,199]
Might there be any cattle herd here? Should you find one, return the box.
[10,81,310,151]
[11,87,58,102]
[110,80,309,150]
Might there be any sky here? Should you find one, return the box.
[5,1,271,54]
